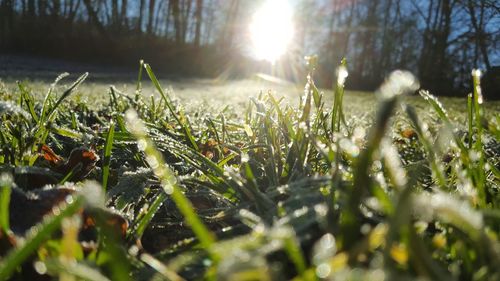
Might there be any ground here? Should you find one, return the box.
[1,54,498,123]
[1,55,499,281]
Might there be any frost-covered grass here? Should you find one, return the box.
[0,59,499,281]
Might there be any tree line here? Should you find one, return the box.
[311,0,499,96]
[0,0,498,96]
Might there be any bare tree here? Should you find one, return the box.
[120,0,128,29]
[219,0,240,49]
[416,0,455,92]
[180,0,192,43]
[83,0,107,36]
[194,0,203,47]
[0,0,15,47]
[172,0,182,43]
[355,0,380,83]
[111,0,118,28]
[137,0,144,32]
[466,0,491,71]
[147,0,156,34]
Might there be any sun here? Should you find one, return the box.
[250,0,294,64]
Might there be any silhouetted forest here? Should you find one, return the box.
[0,0,499,97]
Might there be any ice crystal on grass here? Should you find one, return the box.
[377,70,419,99]
[413,192,483,234]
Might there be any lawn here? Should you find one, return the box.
[0,61,499,281]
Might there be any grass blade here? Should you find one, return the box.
[132,191,166,239]
[44,259,111,281]
[143,63,199,150]
[135,60,144,98]
[18,83,39,123]
[341,71,418,249]
[471,69,486,206]
[39,72,69,122]
[125,109,216,253]
[0,195,84,280]
[46,72,88,119]
[406,105,447,189]
[0,173,13,233]
[331,58,348,134]
[102,121,115,191]
[140,253,185,281]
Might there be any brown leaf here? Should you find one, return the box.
[8,187,127,241]
[57,147,99,181]
[401,128,417,139]
[40,144,63,166]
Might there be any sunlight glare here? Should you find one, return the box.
[250,0,294,63]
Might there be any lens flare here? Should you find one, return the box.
[250,0,294,63]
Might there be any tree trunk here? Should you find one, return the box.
[220,0,240,49]
[467,0,491,71]
[120,0,128,30]
[52,0,61,19]
[147,0,156,34]
[194,0,203,47]
[341,2,356,56]
[39,0,47,18]
[0,0,15,48]
[111,0,119,29]
[356,0,379,83]
[375,0,393,79]
[180,0,192,44]
[4,0,13,30]
[153,0,164,34]
[83,0,107,36]
[21,0,27,15]
[172,0,182,43]
[418,0,453,93]
[137,0,144,32]
[164,0,172,37]
[28,0,35,17]
[203,0,214,44]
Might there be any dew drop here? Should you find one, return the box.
[146,155,159,169]
[316,263,331,278]
[163,184,174,195]
[471,69,482,77]
[337,66,348,86]
[137,139,147,151]
[34,261,47,274]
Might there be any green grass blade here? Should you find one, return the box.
[143,64,173,113]
[18,83,39,123]
[467,93,473,149]
[44,259,111,281]
[406,105,447,189]
[136,60,144,97]
[132,191,166,239]
[59,163,83,184]
[143,63,199,150]
[102,121,115,191]
[408,225,452,280]
[0,196,84,280]
[0,173,13,233]
[51,126,83,140]
[125,109,216,253]
[331,59,348,134]
[270,226,313,281]
[140,253,185,281]
[46,72,88,119]
[419,90,468,154]
[471,69,486,206]
[40,72,69,122]
[341,71,418,249]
